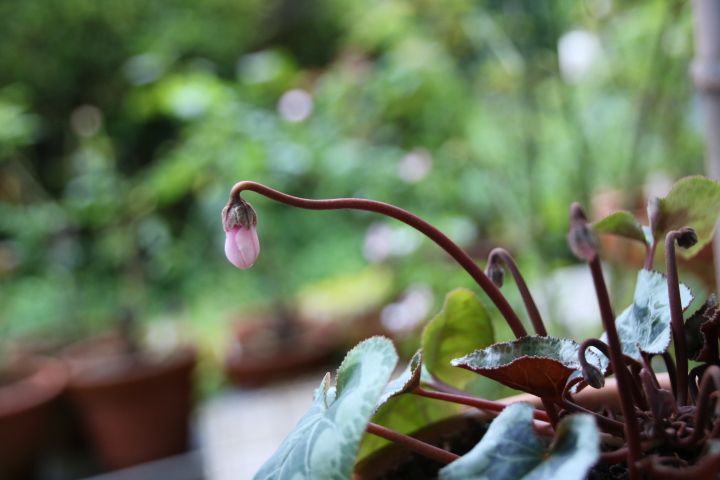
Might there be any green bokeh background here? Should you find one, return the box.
[0,0,707,393]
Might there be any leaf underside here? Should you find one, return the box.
[451,336,602,398]
[439,403,600,480]
[374,349,422,412]
[606,269,693,361]
[253,336,398,480]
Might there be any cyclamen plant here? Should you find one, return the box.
[222,176,720,479]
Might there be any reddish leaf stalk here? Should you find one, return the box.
[588,257,642,478]
[677,365,720,446]
[365,422,460,465]
[487,248,547,336]
[570,203,642,479]
[665,230,690,406]
[662,352,678,399]
[557,398,626,436]
[599,439,662,464]
[643,241,657,270]
[413,387,550,422]
[230,181,528,338]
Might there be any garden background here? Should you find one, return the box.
[0,0,712,477]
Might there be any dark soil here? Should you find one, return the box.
[364,415,488,480]
[356,412,632,480]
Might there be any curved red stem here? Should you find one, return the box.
[365,422,459,465]
[230,181,527,338]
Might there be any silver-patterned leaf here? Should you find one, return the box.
[603,269,693,360]
[254,336,398,480]
[439,403,599,480]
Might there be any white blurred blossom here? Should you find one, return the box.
[398,149,432,183]
[381,283,434,335]
[558,30,603,83]
[277,89,313,122]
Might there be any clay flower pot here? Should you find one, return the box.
[65,342,196,471]
[0,356,68,479]
[224,314,338,386]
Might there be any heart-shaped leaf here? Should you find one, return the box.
[685,295,720,362]
[254,336,398,480]
[439,403,600,480]
[652,176,720,258]
[422,288,495,389]
[451,337,602,398]
[605,269,693,361]
[591,211,650,245]
[374,349,422,412]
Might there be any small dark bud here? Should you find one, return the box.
[222,196,257,231]
[567,203,598,261]
[674,227,698,249]
[582,364,605,389]
[486,261,505,288]
[567,223,599,261]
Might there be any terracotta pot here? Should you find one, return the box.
[224,315,338,386]
[354,374,672,479]
[66,347,196,471]
[0,356,68,479]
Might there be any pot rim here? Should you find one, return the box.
[0,356,68,418]
[67,346,196,391]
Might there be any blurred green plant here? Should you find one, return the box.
[0,0,706,391]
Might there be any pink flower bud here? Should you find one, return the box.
[222,196,260,269]
[224,224,260,269]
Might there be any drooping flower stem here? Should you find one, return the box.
[229,181,528,338]
[569,203,641,479]
[365,422,459,465]
[643,241,657,270]
[487,248,547,336]
[665,229,696,406]
[413,387,550,422]
[588,257,642,478]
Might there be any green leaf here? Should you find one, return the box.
[451,337,602,398]
[422,288,495,388]
[653,176,720,258]
[439,403,600,480]
[606,269,693,361]
[254,336,398,480]
[591,210,649,245]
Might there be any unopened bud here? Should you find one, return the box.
[674,227,698,249]
[222,196,260,269]
[567,203,598,261]
[567,223,598,261]
[223,197,257,230]
[486,261,505,288]
[581,364,605,389]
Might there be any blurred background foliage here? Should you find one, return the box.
[0,0,707,390]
